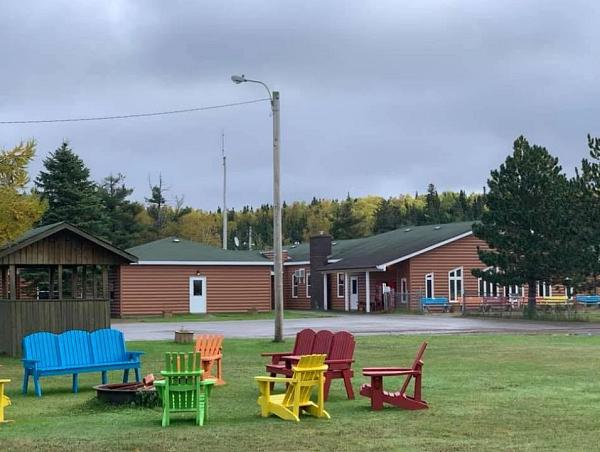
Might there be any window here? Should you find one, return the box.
[504,285,523,297]
[425,273,434,298]
[448,267,463,301]
[400,278,408,303]
[193,279,203,296]
[337,273,345,298]
[294,268,305,284]
[478,268,498,296]
[292,273,299,298]
[537,281,552,298]
[306,272,311,298]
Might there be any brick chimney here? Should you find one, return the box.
[309,232,332,310]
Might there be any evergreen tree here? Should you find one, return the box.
[373,198,401,233]
[331,194,362,239]
[98,173,144,248]
[425,183,441,223]
[572,134,600,292]
[35,141,108,237]
[472,136,573,318]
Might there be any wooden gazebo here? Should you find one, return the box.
[0,222,137,356]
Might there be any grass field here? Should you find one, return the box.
[112,309,335,323]
[2,334,600,451]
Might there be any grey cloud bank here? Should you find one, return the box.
[1,0,598,209]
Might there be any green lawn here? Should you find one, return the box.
[112,309,335,323]
[2,334,600,451]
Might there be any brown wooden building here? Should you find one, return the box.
[0,222,137,356]
[115,237,273,316]
[282,222,566,312]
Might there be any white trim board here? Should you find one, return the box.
[134,260,273,266]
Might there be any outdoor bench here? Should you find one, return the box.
[575,295,600,306]
[22,328,143,397]
[420,297,450,312]
[460,296,484,313]
[481,296,512,312]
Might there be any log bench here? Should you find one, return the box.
[22,329,143,397]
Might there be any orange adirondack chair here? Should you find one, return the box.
[194,335,225,385]
[360,342,428,411]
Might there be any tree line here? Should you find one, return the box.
[0,140,486,249]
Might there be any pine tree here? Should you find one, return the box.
[425,183,441,223]
[35,141,108,237]
[98,173,144,248]
[472,136,573,318]
[331,194,362,239]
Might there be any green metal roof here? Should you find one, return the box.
[127,237,272,263]
[285,222,475,271]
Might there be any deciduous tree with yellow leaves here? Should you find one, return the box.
[0,141,46,244]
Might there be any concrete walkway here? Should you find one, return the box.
[114,313,600,341]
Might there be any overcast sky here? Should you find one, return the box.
[1,1,598,210]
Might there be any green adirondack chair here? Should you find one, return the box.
[155,352,214,427]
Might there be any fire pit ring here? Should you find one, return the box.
[94,383,156,405]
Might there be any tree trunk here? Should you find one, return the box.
[526,280,537,319]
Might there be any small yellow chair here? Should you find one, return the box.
[255,354,330,422]
[0,379,12,424]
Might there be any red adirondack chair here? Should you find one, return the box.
[262,329,316,376]
[323,331,355,401]
[360,342,428,411]
[265,330,331,378]
[276,330,355,401]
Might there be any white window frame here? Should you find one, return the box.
[337,273,345,298]
[448,267,463,302]
[504,285,523,297]
[306,272,311,298]
[292,273,299,298]
[400,277,408,303]
[425,273,434,298]
[537,281,552,298]
[478,267,498,297]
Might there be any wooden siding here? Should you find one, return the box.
[409,234,488,303]
[0,230,127,266]
[0,299,110,357]
[117,265,272,316]
[283,265,312,310]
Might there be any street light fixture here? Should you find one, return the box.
[231,74,284,342]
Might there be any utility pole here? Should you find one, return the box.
[248,225,253,250]
[271,91,283,342]
[222,131,227,250]
[231,75,284,342]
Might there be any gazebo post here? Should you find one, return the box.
[82,266,87,299]
[9,264,16,300]
[57,264,63,299]
[1,267,7,299]
[102,266,109,299]
[49,266,55,299]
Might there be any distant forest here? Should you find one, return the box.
[2,141,484,250]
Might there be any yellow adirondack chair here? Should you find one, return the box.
[0,379,11,424]
[255,354,330,422]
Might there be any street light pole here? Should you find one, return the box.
[231,75,284,342]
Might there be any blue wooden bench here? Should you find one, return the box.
[22,329,143,397]
[420,297,450,312]
[576,295,600,305]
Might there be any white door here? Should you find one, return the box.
[350,276,359,310]
[189,276,207,313]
